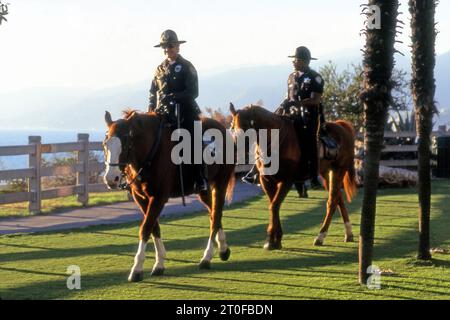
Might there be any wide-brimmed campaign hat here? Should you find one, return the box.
[288,46,317,60]
[154,30,186,48]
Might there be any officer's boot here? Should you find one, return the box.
[242,164,260,185]
[310,176,321,190]
[294,181,309,198]
[194,163,208,193]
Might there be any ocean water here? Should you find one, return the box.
[0,129,105,169]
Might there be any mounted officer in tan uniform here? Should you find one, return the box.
[148,30,207,192]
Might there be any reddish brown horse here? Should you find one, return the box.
[230,104,357,249]
[103,110,235,282]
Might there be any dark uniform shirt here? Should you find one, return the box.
[289,68,324,100]
[275,68,325,123]
[276,68,325,180]
[148,55,201,116]
[278,67,324,115]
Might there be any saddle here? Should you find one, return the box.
[159,112,213,195]
[285,112,339,161]
[319,135,339,161]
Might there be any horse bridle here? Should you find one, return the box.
[105,132,132,169]
[104,118,164,190]
[104,130,138,189]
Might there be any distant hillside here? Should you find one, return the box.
[434,51,450,126]
[1,52,449,130]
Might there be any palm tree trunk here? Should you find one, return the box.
[359,0,399,284]
[409,0,437,261]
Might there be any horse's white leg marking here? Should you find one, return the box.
[152,236,166,270]
[344,222,353,237]
[201,237,215,262]
[128,240,147,280]
[215,229,228,253]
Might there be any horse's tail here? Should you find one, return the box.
[336,120,357,203]
[225,170,236,204]
[343,162,357,203]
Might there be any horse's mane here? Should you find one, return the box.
[122,108,139,120]
[122,108,159,120]
[244,104,290,124]
[244,104,265,112]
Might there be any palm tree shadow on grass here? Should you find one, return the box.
[1,183,450,299]
[0,192,329,263]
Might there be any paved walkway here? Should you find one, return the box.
[0,182,262,235]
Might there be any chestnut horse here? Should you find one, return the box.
[103,110,235,282]
[230,104,357,249]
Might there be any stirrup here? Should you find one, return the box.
[321,136,338,150]
[309,178,322,190]
[194,178,208,193]
[242,173,259,185]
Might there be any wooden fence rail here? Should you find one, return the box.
[1,130,446,213]
[0,134,252,214]
[0,134,111,213]
[356,130,449,168]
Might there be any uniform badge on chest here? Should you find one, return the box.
[300,77,311,91]
[175,65,182,73]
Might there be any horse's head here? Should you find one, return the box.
[229,103,256,132]
[103,110,136,189]
[230,103,284,133]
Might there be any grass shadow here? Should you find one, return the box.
[1,181,449,299]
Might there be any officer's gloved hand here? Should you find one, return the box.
[281,100,292,108]
[160,93,175,107]
[275,100,291,115]
[274,106,284,115]
[290,106,301,116]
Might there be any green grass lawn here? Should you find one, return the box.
[0,191,130,218]
[0,181,449,300]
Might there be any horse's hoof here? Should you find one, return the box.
[199,260,211,270]
[150,268,165,277]
[345,234,354,243]
[263,241,282,250]
[219,248,231,261]
[128,270,144,282]
[313,238,323,246]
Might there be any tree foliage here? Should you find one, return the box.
[320,62,365,131]
[320,62,411,132]
[204,106,233,128]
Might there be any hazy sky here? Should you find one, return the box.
[1,0,449,93]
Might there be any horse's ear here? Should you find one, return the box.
[129,113,144,132]
[105,111,113,127]
[229,103,237,116]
